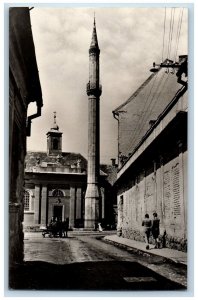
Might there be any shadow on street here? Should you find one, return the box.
[9,260,186,290]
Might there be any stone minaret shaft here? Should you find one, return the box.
[84,18,102,229]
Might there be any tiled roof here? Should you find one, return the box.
[25,151,87,172]
[25,151,110,177]
[113,62,187,159]
[100,164,117,185]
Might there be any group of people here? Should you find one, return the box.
[142,212,160,250]
[48,217,69,238]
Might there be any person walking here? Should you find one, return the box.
[151,212,160,248]
[142,214,152,250]
[63,218,69,238]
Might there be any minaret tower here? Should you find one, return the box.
[84,17,102,229]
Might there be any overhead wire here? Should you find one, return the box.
[167,7,176,60]
[120,7,184,158]
[166,8,173,59]
[141,72,170,128]
[161,7,167,63]
[122,73,159,155]
[122,7,169,156]
[127,71,167,152]
[174,8,184,62]
[124,72,163,155]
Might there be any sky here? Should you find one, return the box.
[27,6,188,164]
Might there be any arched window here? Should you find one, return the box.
[52,189,64,197]
[53,139,58,150]
[24,190,30,211]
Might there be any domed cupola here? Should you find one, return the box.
[46,112,63,155]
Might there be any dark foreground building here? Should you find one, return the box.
[9,7,43,265]
[113,56,188,251]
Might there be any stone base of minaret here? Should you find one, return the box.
[84,183,101,229]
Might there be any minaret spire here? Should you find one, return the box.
[85,18,102,229]
[90,14,99,50]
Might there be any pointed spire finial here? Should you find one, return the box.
[53,111,56,125]
[90,12,99,50]
[51,111,59,130]
[94,11,95,26]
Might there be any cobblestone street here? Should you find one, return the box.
[9,232,187,290]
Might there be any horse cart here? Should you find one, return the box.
[41,219,69,238]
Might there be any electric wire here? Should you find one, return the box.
[128,71,167,150]
[174,8,184,62]
[140,72,170,129]
[124,71,169,157]
[119,7,184,159]
[167,8,176,60]
[162,7,167,63]
[124,71,163,155]
[166,8,173,59]
[122,73,158,155]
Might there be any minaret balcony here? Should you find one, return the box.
[87,82,102,97]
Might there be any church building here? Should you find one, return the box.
[24,114,115,229]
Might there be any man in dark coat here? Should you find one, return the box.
[151,212,160,248]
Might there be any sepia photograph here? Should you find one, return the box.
[6,2,192,296]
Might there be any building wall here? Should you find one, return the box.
[9,77,27,264]
[23,176,113,230]
[9,8,42,267]
[117,149,187,251]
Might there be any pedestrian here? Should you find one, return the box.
[63,218,69,238]
[142,213,151,250]
[98,223,103,232]
[152,212,160,248]
[57,218,63,238]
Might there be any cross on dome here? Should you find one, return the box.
[51,111,59,130]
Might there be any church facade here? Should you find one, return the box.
[24,116,115,229]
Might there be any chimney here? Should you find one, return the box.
[149,120,156,128]
[111,158,116,166]
[179,55,187,63]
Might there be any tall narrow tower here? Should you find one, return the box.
[84,17,102,229]
[46,112,62,156]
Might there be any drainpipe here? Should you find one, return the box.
[113,111,119,167]
[26,103,42,136]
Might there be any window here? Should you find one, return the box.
[53,139,58,150]
[118,195,124,211]
[52,189,64,197]
[24,190,30,211]
[24,189,34,212]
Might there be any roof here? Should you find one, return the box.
[9,7,43,106]
[25,151,109,177]
[113,60,187,159]
[100,164,118,185]
[25,151,87,173]
[90,17,99,50]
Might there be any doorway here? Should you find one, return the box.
[53,205,63,221]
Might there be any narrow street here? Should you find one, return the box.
[9,232,187,290]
